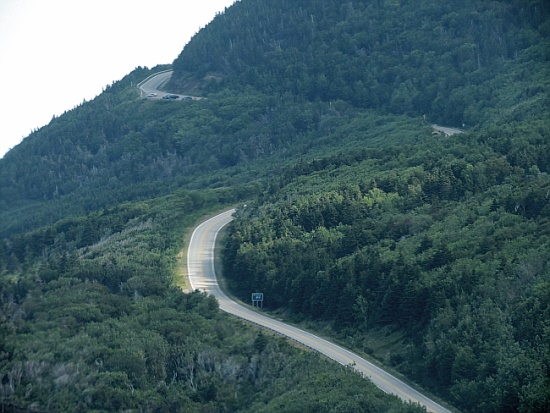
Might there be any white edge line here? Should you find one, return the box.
[188,209,453,413]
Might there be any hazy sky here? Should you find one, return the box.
[0,0,236,158]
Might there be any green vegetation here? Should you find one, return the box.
[172,0,549,127]
[1,0,549,412]
[0,191,423,412]
[223,129,550,412]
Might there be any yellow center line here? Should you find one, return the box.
[197,214,227,291]
[193,210,449,413]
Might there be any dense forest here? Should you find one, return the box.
[171,0,549,126]
[1,0,549,412]
[223,129,549,412]
[1,190,424,412]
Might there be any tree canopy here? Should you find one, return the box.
[1,0,549,412]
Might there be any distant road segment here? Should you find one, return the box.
[187,210,454,413]
[138,70,199,101]
[432,124,464,136]
[138,70,173,97]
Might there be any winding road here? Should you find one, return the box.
[138,70,464,140]
[187,209,454,413]
[137,70,172,98]
[137,70,199,100]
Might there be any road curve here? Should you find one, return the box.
[138,70,201,100]
[187,209,454,413]
[138,70,173,97]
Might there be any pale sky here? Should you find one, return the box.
[0,0,236,158]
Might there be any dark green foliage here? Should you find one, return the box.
[3,1,549,238]
[1,0,549,412]
[172,0,549,125]
[223,130,550,412]
[0,194,421,413]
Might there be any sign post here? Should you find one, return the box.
[251,293,264,308]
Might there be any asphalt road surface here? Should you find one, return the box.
[187,209,454,413]
[138,70,172,97]
[137,70,197,100]
[432,124,464,136]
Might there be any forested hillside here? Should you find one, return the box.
[1,190,425,412]
[224,128,549,412]
[171,0,549,126]
[1,0,549,412]
[176,0,549,411]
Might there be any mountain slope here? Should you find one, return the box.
[0,0,549,412]
[1,0,548,236]
[171,0,549,126]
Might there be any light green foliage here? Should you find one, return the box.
[223,116,549,413]
[1,0,549,412]
[0,191,423,412]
